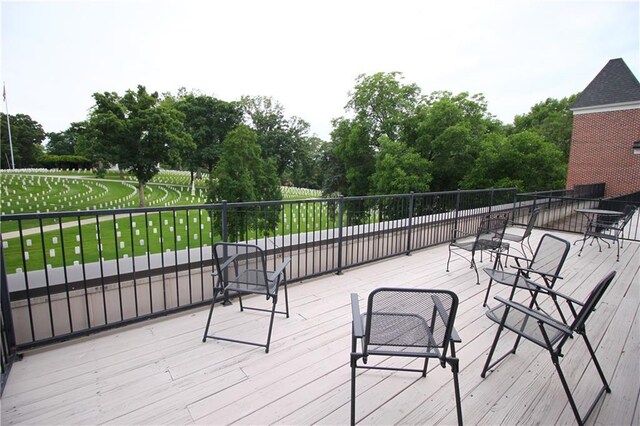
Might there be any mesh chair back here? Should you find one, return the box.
[476,213,509,250]
[619,205,637,229]
[522,208,540,239]
[363,288,458,359]
[570,271,616,335]
[529,234,570,280]
[213,243,272,295]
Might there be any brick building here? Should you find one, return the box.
[567,58,640,197]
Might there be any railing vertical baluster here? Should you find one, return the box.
[77,217,91,329]
[407,192,414,255]
[128,213,139,317]
[158,211,167,310]
[17,220,35,342]
[221,201,230,305]
[112,214,123,321]
[0,239,17,351]
[144,211,153,314]
[57,218,73,333]
[38,218,55,337]
[172,209,179,308]
[337,196,344,275]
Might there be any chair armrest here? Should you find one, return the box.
[217,254,239,273]
[512,265,563,281]
[431,294,461,343]
[494,296,572,335]
[268,257,291,282]
[451,229,474,239]
[351,293,365,338]
[520,279,584,306]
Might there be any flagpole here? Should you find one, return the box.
[3,82,16,169]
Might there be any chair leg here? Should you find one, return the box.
[446,245,452,272]
[483,277,493,307]
[264,296,278,353]
[238,294,244,312]
[202,288,220,342]
[582,334,611,393]
[422,358,429,377]
[283,278,290,318]
[551,352,585,426]
[350,353,358,426]
[471,258,479,285]
[481,322,506,378]
[450,359,463,426]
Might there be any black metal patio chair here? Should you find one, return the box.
[482,233,570,312]
[481,271,616,426]
[446,213,509,285]
[350,288,463,426]
[502,208,540,257]
[202,242,290,353]
[578,204,637,261]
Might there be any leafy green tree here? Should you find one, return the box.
[405,91,502,191]
[346,72,420,142]
[371,136,432,195]
[208,125,282,240]
[46,121,89,156]
[330,118,375,196]
[87,85,194,206]
[240,95,310,180]
[288,136,326,189]
[461,131,567,192]
[511,94,577,161]
[0,113,46,168]
[174,92,242,179]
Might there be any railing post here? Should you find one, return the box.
[221,201,232,305]
[406,192,414,255]
[0,237,19,394]
[337,196,344,275]
[453,190,461,241]
[489,187,494,214]
[512,189,518,223]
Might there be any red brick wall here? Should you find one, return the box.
[566,108,640,197]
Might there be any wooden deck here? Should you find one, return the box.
[2,229,639,425]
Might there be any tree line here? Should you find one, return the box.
[0,72,576,206]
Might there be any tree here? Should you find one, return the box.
[330,118,375,196]
[0,113,46,168]
[405,91,502,191]
[511,94,577,161]
[208,125,282,240]
[240,95,310,179]
[371,136,432,195]
[461,131,567,192]
[46,121,89,156]
[87,85,194,206]
[174,92,242,179]
[346,72,420,142]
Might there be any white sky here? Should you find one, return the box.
[1,0,639,141]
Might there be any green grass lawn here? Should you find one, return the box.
[1,170,326,273]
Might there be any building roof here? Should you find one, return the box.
[571,58,640,110]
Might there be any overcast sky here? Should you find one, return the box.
[2,0,639,141]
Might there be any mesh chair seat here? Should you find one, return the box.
[483,269,538,291]
[227,269,280,295]
[485,303,564,347]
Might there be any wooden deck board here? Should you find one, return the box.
[2,229,638,425]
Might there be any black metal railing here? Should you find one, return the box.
[0,188,515,353]
[2,183,639,391]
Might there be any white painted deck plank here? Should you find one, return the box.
[2,229,638,425]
